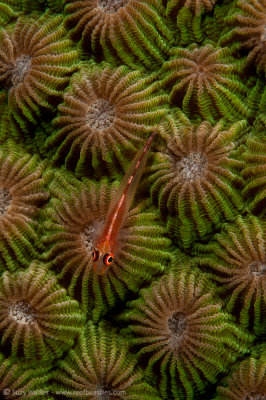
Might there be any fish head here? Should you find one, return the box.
[92,240,115,275]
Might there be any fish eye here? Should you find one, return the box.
[92,249,99,262]
[103,253,114,266]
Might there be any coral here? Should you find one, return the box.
[162,44,251,122]
[53,321,161,399]
[0,141,48,272]
[21,0,45,12]
[166,0,217,17]
[256,87,266,129]
[193,216,266,336]
[0,11,78,132]
[119,268,252,399]
[64,0,173,69]
[213,353,266,400]
[42,170,171,321]
[1,0,21,12]
[242,132,266,215]
[0,353,53,399]
[146,115,245,248]
[220,0,266,76]
[0,92,9,143]
[45,64,167,176]
[46,0,63,13]
[0,261,85,360]
[0,2,18,26]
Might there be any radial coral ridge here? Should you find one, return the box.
[0,11,78,132]
[64,0,173,69]
[219,0,266,76]
[194,215,266,336]
[119,268,252,399]
[166,0,217,17]
[162,44,251,122]
[42,170,171,321]
[46,64,167,176]
[213,354,266,400]
[0,2,18,26]
[0,353,53,400]
[146,115,245,248]
[53,321,161,399]
[0,141,48,272]
[242,132,266,215]
[0,261,85,360]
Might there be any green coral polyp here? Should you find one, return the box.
[46,64,167,176]
[0,2,18,26]
[162,44,251,122]
[0,141,48,272]
[53,321,161,399]
[166,0,217,17]
[0,261,85,360]
[0,10,78,132]
[213,353,266,400]
[118,268,252,399]
[219,0,266,76]
[146,115,246,248]
[64,0,174,69]
[0,353,53,400]
[193,215,266,336]
[242,132,266,215]
[42,170,171,321]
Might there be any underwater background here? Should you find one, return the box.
[0,0,265,398]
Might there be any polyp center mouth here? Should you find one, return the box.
[250,261,266,276]
[168,310,187,338]
[11,55,32,87]
[9,300,36,325]
[86,99,115,130]
[99,0,129,13]
[0,186,12,216]
[177,152,208,182]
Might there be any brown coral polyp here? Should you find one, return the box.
[0,11,78,131]
[47,65,166,175]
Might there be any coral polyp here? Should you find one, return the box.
[46,64,167,175]
[0,261,85,360]
[0,141,48,272]
[242,132,266,215]
[42,170,171,321]
[0,353,53,400]
[119,268,252,399]
[64,0,173,69]
[0,2,18,26]
[220,0,266,76]
[166,0,217,17]
[163,44,250,121]
[53,321,161,399]
[147,116,245,248]
[194,216,266,336]
[213,353,266,400]
[0,11,78,131]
